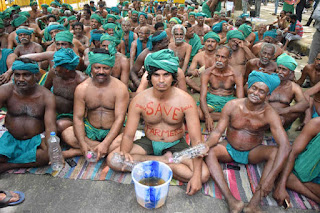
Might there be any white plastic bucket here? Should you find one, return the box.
[131,161,173,209]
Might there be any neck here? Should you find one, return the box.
[175,41,183,46]
[245,98,266,112]
[280,79,290,85]
[205,49,215,55]
[258,60,269,67]
[152,86,173,100]
[92,76,111,87]
[15,84,37,96]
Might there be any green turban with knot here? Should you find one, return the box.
[195,13,208,18]
[41,4,49,8]
[16,28,34,35]
[187,6,194,11]
[132,10,139,15]
[276,53,298,71]
[0,19,4,29]
[19,11,30,18]
[100,34,119,55]
[188,12,196,18]
[144,49,179,74]
[103,23,117,30]
[169,17,181,24]
[85,51,116,75]
[238,24,252,38]
[67,15,77,21]
[204,31,220,43]
[53,48,79,71]
[55,30,73,43]
[11,15,28,28]
[47,24,64,33]
[30,1,37,6]
[239,13,249,18]
[12,60,39,74]
[107,14,119,21]
[212,20,227,33]
[138,12,147,19]
[226,30,245,43]
[263,30,277,39]
[111,6,120,14]
[248,71,280,94]
[90,14,102,24]
[150,31,167,42]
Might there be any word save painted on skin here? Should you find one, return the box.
[136,102,193,120]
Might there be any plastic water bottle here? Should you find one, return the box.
[48,132,64,171]
[169,144,207,163]
[110,153,139,171]
[86,151,98,162]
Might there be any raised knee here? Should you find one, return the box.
[201,163,210,183]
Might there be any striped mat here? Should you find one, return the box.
[6,134,320,210]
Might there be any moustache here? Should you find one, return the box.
[20,38,28,41]
[215,61,224,67]
[96,73,107,77]
[248,93,261,101]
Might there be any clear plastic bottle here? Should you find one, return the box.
[48,132,64,171]
[110,153,139,171]
[169,143,207,163]
[86,151,98,162]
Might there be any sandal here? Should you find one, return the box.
[0,191,25,208]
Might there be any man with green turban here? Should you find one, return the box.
[14,27,42,57]
[205,69,290,213]
[194,12,211,44]
[268,53,308,129]
[8,15,33,50]
[106,14,119,23]
[227,30,255,76]
[42,24,64,43]
[212,20,227,33]
[11,15,28,28]
[130,10,139,30]
[169,17,182,25]
[238,24,256,48]
[188,12,197,25]
[29,0,41,24]
[0,58,56,173]
[109,48,207,196]
[43,48,87,134]
[63,49,129,161]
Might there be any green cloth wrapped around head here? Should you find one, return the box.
[67,15,77,21]
[53,48,79,71]
[107,14,119,21]
[138,12,147,19]
[132,10,139,15]
[41,4,49,8]
[30,1,37,6]
[144,49,179,74]
[226,30,245,42]
[111,6,120,14]
[103,23,117,30]
[85,51,116,75]
[214,11,221,15]
[238,24,252,38]
[248,71,280,94]
[12,60,39,74]
[187,6,194,11]
[16,28,34,35]
[11,15,28,28]
[169,17,181,24]
[239,13,249,18]
[0,18,4,29]
[196,12,208,18]
[179,4,185,8]
[90,14,102,24]
[47,24,64,33]
[123,1,129,6]
[150,31,167,42]
[263,30,277,39]
[212,20,227,33]
[55,30,73,43]
[188,12,196,18]
[100,34,119,55]
[19,11,30,18]
[204,31,220,43]
[276,53,298,71]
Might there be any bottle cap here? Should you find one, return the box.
[87,153,92,159]
[50,132,56,136]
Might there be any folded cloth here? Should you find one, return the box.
[85,51,115,75]
[226,143,250,164]
[56,113,73,120]
[0,129,43,164]
[55,30,73,43]
[12,60,39,74]
[90,14,102,24]
[11,15,28,28]
[84,119,110,142]
[293,132,320,183]
[226,30,245,42]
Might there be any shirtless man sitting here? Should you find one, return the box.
[0,49,17,85]
[296,53,320,87]
[44,48,87,133]
[62,49,129,160]
[0,58,56,173]
[130,26,151,69]
[252,31,284,60]
[107,49,209,195]
[269,53,309,129]
[194,13,211,44]
[205,71,291,213]
[227,30,255,76]
[14,27,42,57]
[29,1,41,24]
[72,22,89,48]
[273,117,320,206]
[244,43,278,83]
[238,24,256,49]
[168,24,192,73]
[199,45,244,131]
[186,31,219,93]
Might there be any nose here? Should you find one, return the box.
[159,75,165,82]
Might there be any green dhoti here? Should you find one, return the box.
[84,119,110,142]
[56,113,73,120]
[293,133,320,183]
[198,93,236,112]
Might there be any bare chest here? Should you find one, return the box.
[7,95,45,119]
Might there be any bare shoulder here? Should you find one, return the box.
[75,71,88,82]
[76,77,91,92]
[132,87,152,103]
[0,83,14,96]
[38,84,55,100]
[303,64,313,71]
[229,65,242,77]
[110,76,128,91]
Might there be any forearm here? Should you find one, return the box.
[267,143,291,180]
[243,47,255,59]
[100,116,124,149]
[74,119,87,145]
[283,102,308,114]
[277,152,297,188]
[192,157,202,179]
[200,97,211,118]
[120,134,134,153]
[130,68,141,87]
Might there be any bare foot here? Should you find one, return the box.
[244,204,264,213]
[62,148,82,159]
[163,151,173,164]
[228,199,245,213]
[0,191,19,203]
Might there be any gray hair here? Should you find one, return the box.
[261,43,276,55]
[171,24,186,35]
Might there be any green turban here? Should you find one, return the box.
[212,20,227,33]
[263,30,277,39]
[179,4,185,8]
[67,15,77,21]
[47,24,64,33]
[30,1,37,6]
[150,31,167,42]
[187,6,194,11]
[53,48,79,71]
[85,51,116,75]
[138,12,147,19]
[0,19,4,29]
[111,6,120,14]
[132,10,139,15]
[106,14,119,21]
[239,13,249,18]
[226,30,245,42]
[248,71,280,94]
[41,4,49,8]
[90,14,102,24]
[11,15,28,28]
[144,49,179,74]
[238,24,252,38]
[276,53,298,71]
[16,28,34,35]
[12,60,39,74]
[204,31,220,43]
[103,23,117,30]
[169,17,181,24]
[195,13,208,18]
[19,11,30,18]
[55,31,73,43]
[100,34,119,55]
[188,12,196,18]
[214,11,221,15]
[123,1,129,6]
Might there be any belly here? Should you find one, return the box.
[226,127,264,151]
[56,96,73,114]
[5,116,44,140]
[87,109,115,129]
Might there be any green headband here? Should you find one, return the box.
[53,48,79,71]
[144,49,179,74]
[169,17,181,24]
[90,14,102,24]
[12,60,39,74]
[16,28,34,35]
[11,15,28,28]
[41,4,49,8]
[85,51,116,76]
[226,30,245,42]
[276,53,298,71]
[238,24,252,38]
[204,31,220,43]
[55,30,73,43]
